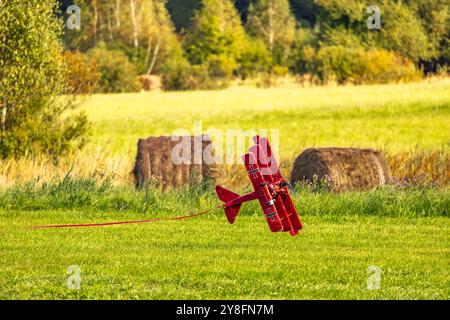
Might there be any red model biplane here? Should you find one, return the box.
[216,136,303,236]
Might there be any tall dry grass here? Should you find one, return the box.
[0,152,133,189]
[388,150,450,187]
[1,150,448,190]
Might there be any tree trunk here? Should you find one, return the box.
[107,7,113,40]
[268,0,274,57]
[92,0,98,44]
[115,0,121,28]
[129,0,139,53]
[144,40,152,69]
[1,105,6,156]
[0,0,4,155]
[147,41,160,75]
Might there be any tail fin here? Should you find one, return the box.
[215,186,241,224]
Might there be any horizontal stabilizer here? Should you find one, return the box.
[216,186,240,203]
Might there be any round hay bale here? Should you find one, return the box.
[138,75,162,91]
[133,135,216,190]
[290,148,390,192]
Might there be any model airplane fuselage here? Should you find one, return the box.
[216,136,303,236]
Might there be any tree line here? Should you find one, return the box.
[59,0,449,91]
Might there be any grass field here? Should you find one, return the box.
[1,213,448,300]
[0,80,449,300]
[1,79,449,187]
[0,179,448,299]
[81,80,450,156]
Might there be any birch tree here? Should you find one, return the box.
[246,0,296,65]
[0,0,88,158]
[63,0,184,75]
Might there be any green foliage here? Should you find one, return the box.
[362,49,421,84]
[290,27,318,74]
[160,55,193,90]
[61,0,95,51]
[55,0,450,91]
[367,2,433,63]
[314,46,420,84]
[294,0,447,68]
[315,46,359,83]
[289,0,318,27]
[291,45,316,75]
[161,58,231,91]
[314,0,366,22]
[142,0,189,76]
[87,44,140,93]
[185,0,247,68]
[206,54,237,78]
[188,64,232,90]
[401,0,449,64]
[0,0,89,159]
[186,65,217,90]
[63,0,186,78]
[271,64,289,76]
[63,51,100,95]
[182,0,250,87]
[246,0,296,65]
[321,27,362,47]
[237,37,272,78]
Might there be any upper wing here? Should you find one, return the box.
[253,136,283,181]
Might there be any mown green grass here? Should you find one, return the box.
[0,180,448,299]
[1,211,448,299]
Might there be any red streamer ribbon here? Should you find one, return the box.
[31,207,219,229]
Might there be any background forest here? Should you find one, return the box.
[57,0,450,91]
